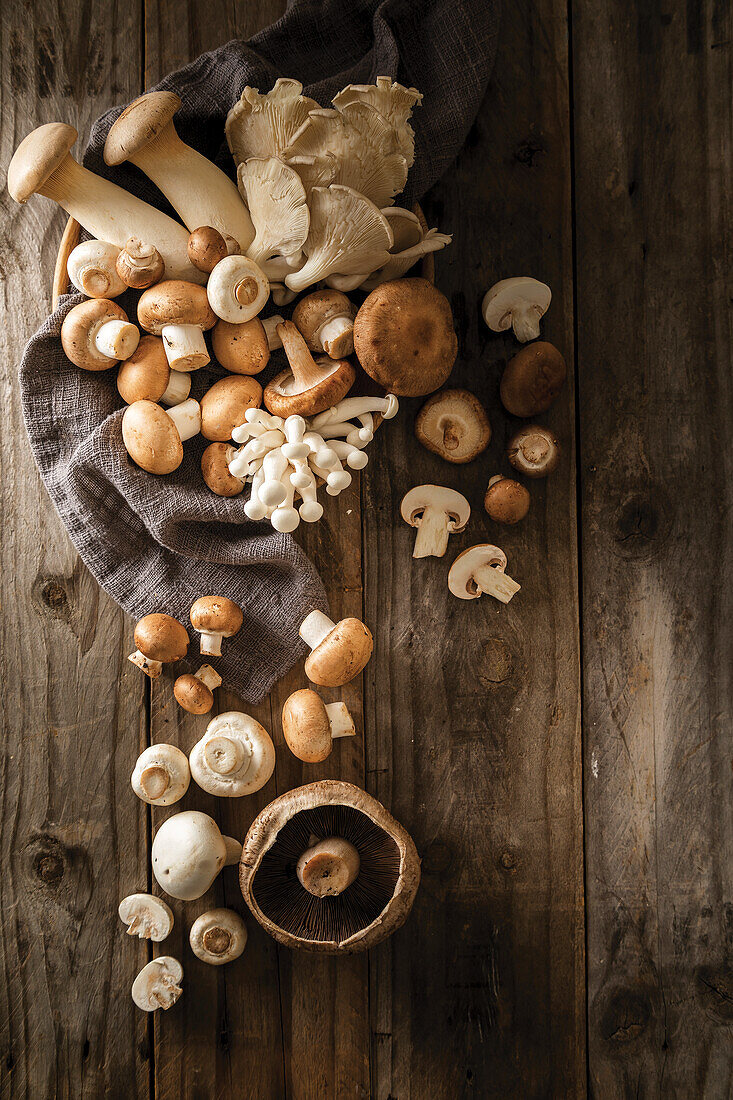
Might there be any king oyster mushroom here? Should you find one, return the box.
[332,77,423,167]
[226,79,319,165]
[264,320,355,418]
[239,780,421,953]
[238,157,309,281]
[415,389,491,463]
[189,712,276,798]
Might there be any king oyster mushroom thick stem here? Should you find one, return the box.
[7,123,204,283]
[400,485,471,559]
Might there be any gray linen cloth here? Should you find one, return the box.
[19,0,500,702]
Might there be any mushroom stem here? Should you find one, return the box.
[140,765,170,801]
[128,651,162,678]
[161,324,210,372]
[510,306,542,343]
[325,702,356,740]
[472,564,522,604]
[318,315,353,358]
[296,837,361,898]
[203,734,246,774]
[299,610,336,651]
[166,398,201,443]
[262,315,285,350]
[223,836,243,866]
[412,506,453,559]
[277,321,332,391]
[94,319,140,361]
[160,369,191,407]
[195,665,222,691]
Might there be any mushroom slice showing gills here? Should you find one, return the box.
[189,711,276,797]
[239,780,421,953]
[238,157,309,280]
[415,389,491,463]
[400,485,471,559]
[131,957,183,1012]
[226,79,320,165]
[189,908,248,965]
[482,277,552,343]
[264,321,355,418]
[448,544,521,604]
[118,893,174,941]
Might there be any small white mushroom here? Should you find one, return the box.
[400,485,471,559]
[131,957,183,1012]
[207,255,270,324]
[189,908,248,966]
[118,893,174,941]
[448,545,521,604]
[482,277,552,342]
[152,811,242,901]
[226,79,319,165]
[131,744,191,807]
[67,239,127,298]
[310,394,399,430]
[238,157,309,280]
[189,712,276,798]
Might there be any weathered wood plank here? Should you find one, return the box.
[363,0,585,1095]
[0,2,148,1098]
[573,1,733,1095]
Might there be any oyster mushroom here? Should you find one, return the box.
[152,810,242,901]
[507,425,561,478]
[354,278,457,396]
[173,665,223,715]
[122,399,201,474]
[297,837,360,897]
[116,335,191,407]
[189,596,243,657]
[207,255,270,324]
[131,743,191,806]
[482,277,552,343]
[226,79,319,165]
[132,957,183,1012]
[128,613,189,677]
[484,476,530,525]
[137,280,217,372]
[332,77,423,167]
[360,222,452,290]
[116,237,165,290]
[239,780,421,953]
[414,389,491,463]
[448,544,521,604]
[299,610,373,688]
[189,712,276,797]
[282,689,356,763]
[118,894,174,941]
[238,157,309,280]
[292,290,356,359]
[61,298,139,371]
[264,321,355,418]
[500,341,567,417]
[67,239,126,298]
[189,909,248,965]
[200,375,263,442]
[201,443,245,497]
[400,485,470,558]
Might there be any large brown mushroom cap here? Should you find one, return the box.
[137,280,216,335]
[134,613,189,663]
[201,443,244,497]
[353,278,457,396]
[117,335,170,402]
[104,91,181,165]
[200,375,263,441]
[500,341,567,418]
[7,122,77,203]
[281,689,332,763]
[239,780,421,953]
[61,298,131,371]
[212,318,269,375]
[173,673,214,715]
[415,389,491,463]
[305,618,373,687]
[122,400,184,474]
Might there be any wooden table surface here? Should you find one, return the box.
[1,1,730,1097]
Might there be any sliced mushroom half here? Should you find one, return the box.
[414,389,491,463]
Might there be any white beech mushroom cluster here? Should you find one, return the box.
[227,394,399,532]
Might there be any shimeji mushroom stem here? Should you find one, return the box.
[413,505,453,559]
[160,369,191,407]
[325,702,356,740]
[299,610,336,651]
[472,563,522,604]
[161,324,210,372]
[166,399,201,443]
[94,318,139,361]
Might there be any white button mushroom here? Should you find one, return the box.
[131,744,191,806]
[448,544,521,604]
[131,957,183,1012]
[207,255,270,324]
[189,908,248,965]
[118,893,174,941]
[482,277,552,342]
[189,712,276,798]
[152,811,242,901]
[67,239,127,299]
[61,299,139,371]
[400,485,471,559]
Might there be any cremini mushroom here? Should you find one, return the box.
[448,544,521,604]
[118,893,174,941]
[189,909,248,965]
[354,278,457,395]
[117,335,191,406]
[61,298,139,371]
[207,255,270,324]
[239,780,421,953]
[200,375,262,442]
[128,612,189,677]
[131,743,191,806]
[292,290,356,359]
[173,665,223,715]
[201,442,245,497]
[507,425,561,478]
[264,320,355,418]
[226,79,319,165]
[299,610,373,687]
[211,317,271,375]
[482,277,552,342]
[332,77,422,167]
[137,280,217,372]
[67,239,126,298]
[189,712,276,797]
[132,957,183,1012]
[8,123,202,282]
[122,398,201,474]
[116,236,165,289]
[414,389,491,463]
[238,157,309,280]
[484,475,530,524]
[104,91,254,248]
[152,810,242,901]
[187,226,228,273]
[282,689,355,763]
[500,341,567,417]
[189,596,243,656]
[400,485,470,558]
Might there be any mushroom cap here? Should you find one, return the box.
[354,278,457,396]
[7,122,77,203]
[332,77,422,168]
[484,476,530,524]
[61,298,132,371]
[264,359,355,418]
[415,389,491,463]
[187,226,228,273]
[137,280,216,335]
[189,711,276,797]
[226,78,319,164]
[189,908,248,965]
[500,341,567,417]
[448,544,509,600]
[304,618,373,688]
[117,335,170,403]
[151,810,232,901]
[211,318,270,375]
[237,156,309,271]
[173,673,215,714]
[507,425,561,478]
[190,596,243,636]
[292,290,356,356]
[201,442,244,497]
[131,743,191,806]
[122,400,184,474]
[239,780,421,953]
[104,91,181,165]
[131,956,183,1012]
[200,375,263,442]
[400,484,471,530]
[118,893,174,941]
[133,613,189,662]
[282,689,332,763]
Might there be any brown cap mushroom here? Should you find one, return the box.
[116,236,165,289]
[292,289,356,359]
[507,425,561,478]
[200,375,263,442]
[187,226,229,273]
[61,298,139,371]
[128,613,189,677]
[117,335,191,406]
[299,610,373,687]
[484,475,531,524]
[264,321,355,418]
[201,442,245,497]
[281,689,356,763]
[239,779,421,953]
[211,318,270,375]
[190,596,243,656]
[137,280,217,371]
[173,665,223,714]
[353,278,457,396]
[122,398,201,474]
[414,389,491,463]
[500,341,567,417]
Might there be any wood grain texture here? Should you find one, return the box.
[573,1,733,1096]
[0,2,148,1098]
[363,1,585,1096]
